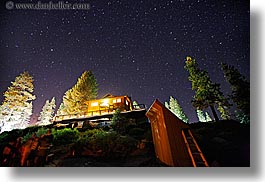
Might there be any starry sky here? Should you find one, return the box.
[0,0,249,122]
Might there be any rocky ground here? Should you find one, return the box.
[44,120,249,167]
[190,120,250,167]
[0,119,250,167]
[45,145,167,167]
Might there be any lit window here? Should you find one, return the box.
[117,98,121,103]
[100,99,109,107]
[113,99,117,104]
[126,100,129,105]
[91,102,98,107]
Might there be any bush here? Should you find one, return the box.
[22,132,33,143]
[77,129,102,146]
[128,128,145,139]
[22,127,48,143]
[111,109,122,125]
[52,128,80,145]
[235,111,250,124]
[35,127,48,137]
[81,129,137,158]
[22,125,39,135]
[144,129,153,142]
[0,132,10,145]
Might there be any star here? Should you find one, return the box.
[0,0,249,124]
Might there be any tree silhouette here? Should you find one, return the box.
[221,63,250,116]
[184,56,230,121]
[38,97,56,126]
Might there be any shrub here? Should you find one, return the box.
[235,111,250,124]
[82,129,137,158]
[22,127,49,143]
[0,132,10,145]
[111,109,122,125]
[78,129,102,146]
[22,125,39,135]
[52,128,80,145]
[105,133,136,157]
[35,127,48,137]
[22,132,33,143]
[144,129,153,142]
[128,128,145,139]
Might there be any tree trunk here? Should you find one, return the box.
[210,105,219,121]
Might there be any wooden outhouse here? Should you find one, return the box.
[146,99,208,167]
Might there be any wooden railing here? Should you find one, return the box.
[53,104,146,122]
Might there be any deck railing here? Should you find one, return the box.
[53,104,146,122]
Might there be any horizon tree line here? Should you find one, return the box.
[0,70,98,133]
[0,56,249,133]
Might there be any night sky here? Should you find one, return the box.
[0,0,249,122]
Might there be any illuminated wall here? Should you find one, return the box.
[146,99,193,167]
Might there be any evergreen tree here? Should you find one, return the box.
[38,97,56,126]
[184,56,230,121]
[221,63,250,117]
[165,101,169,109]
[62,71,98,115]
[0,106,6,131]
[196,110,206,122]
[0,72,35,132]
[56,102,66,116]
[133,100,140,109]
[111,109,122,125]
[110,109,125,133]
[205,111,212,122]
[165,96,189,123]
[62,88,76,114]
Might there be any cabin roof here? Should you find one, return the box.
[102,93,115,98]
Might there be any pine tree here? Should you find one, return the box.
[165,101,169,110]
[18,102,33,128]
[38,97,56,126]
[205,111,212,122]
[165,96,189,123]
[62,71,98,115]
[56,102,66,116]
[196,110,206,122]
[133,100,140,109]
[221,63,250,117]
[0,106,6,131]
[184,56,230,121]
[62,88,76,114]
[0,72,35,132]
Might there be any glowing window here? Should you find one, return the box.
[100,99,109,107]
[91,102,98,107]
[126,100,129,105]
[113,99,117,104]
[116,98,121,103]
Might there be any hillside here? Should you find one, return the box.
[190,120,250,167]
[0,118,249,167]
